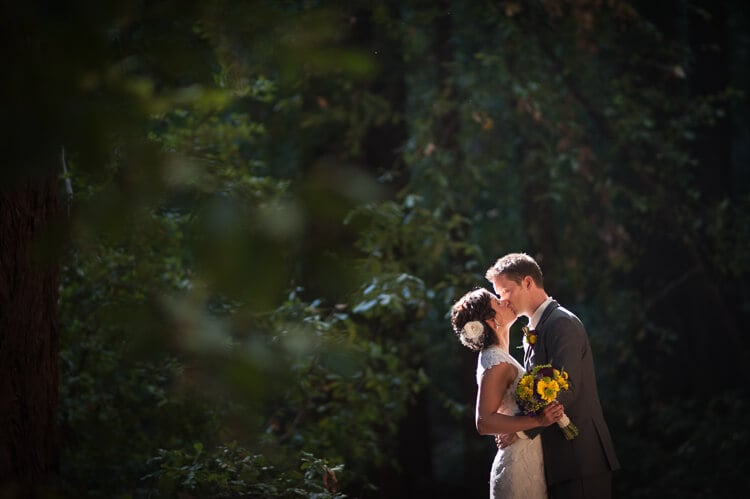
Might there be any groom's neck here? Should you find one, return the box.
[526,291,549,317]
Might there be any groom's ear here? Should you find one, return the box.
[523,275,534,290]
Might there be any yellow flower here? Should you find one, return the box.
[536,379,560,403]
[518,386,534,401]
[522,326,537,346]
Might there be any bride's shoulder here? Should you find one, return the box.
[477,348,520,388]
[479,346,513,369]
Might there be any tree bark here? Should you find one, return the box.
[0,174,60,496]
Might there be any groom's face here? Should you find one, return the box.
[491,274,526,316]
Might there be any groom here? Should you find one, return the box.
[486,253,620,499]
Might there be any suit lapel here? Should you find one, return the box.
[524,300,560,369]
[536,300,559,332]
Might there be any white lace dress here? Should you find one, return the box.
[477,347,547,499]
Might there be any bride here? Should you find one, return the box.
[450,288,562,499]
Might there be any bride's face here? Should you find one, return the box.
[491,275,525,316]
[490,295,516,324]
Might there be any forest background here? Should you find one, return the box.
[1,0,748,498]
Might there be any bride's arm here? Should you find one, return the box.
[475,363,559,435]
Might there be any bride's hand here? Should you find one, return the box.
[537,401,564,427]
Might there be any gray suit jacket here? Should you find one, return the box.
[523,300,620,485]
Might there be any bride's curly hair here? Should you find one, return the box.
[450,288,498,351]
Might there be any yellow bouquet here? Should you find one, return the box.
[515,364,579,440]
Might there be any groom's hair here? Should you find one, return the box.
[485,252,544,288]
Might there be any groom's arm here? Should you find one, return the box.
[545,316,585,411]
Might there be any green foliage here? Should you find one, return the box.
[6,0,744,497]
[58,207,220,495]
[53,2,416,497]
[260,288,429,479]
[388,1,749,496]
[144,444,346,498]
[352,274,427,321]
[610,388,750,498]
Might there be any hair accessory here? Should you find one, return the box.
[463,321,484,341]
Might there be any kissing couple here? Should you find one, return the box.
[450,253,620,499]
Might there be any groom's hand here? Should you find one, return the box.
[495,432,518,449]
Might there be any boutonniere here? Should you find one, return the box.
[522,326,537,348]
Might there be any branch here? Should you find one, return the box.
[60,146,73,216]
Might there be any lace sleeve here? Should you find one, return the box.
[476,348,513,385]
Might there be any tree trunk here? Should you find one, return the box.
[0,174,60,496]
